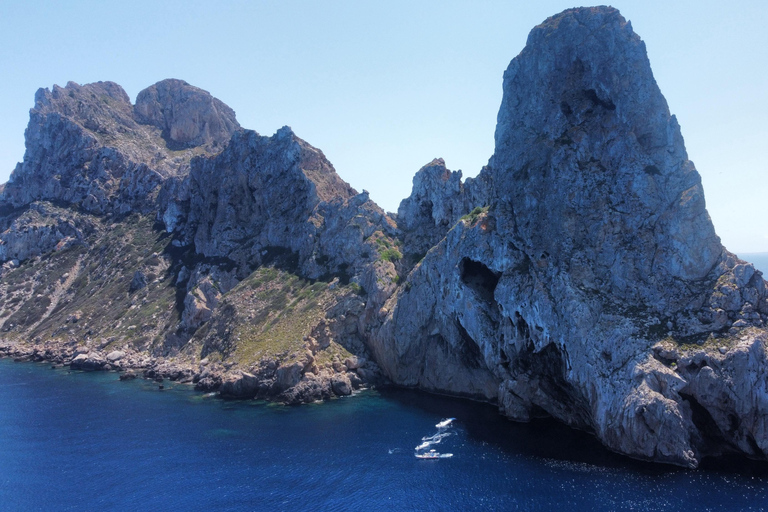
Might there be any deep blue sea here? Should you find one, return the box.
[1,359,767,511]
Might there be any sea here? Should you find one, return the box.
[1,359,767,511]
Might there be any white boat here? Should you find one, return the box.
[415,449,453,459]
[435,418,455,429]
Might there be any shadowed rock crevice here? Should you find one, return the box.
[583,88,616,110]
[454,319,485,369]
[460,258,501,302]
[679,392,730,455]
[513,342,593,429]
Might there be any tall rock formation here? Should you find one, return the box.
[1,79,239,214]
[372,6,768,468]
[1,6,767,468]
[396,158,489,262]
[0,79,240,262]
[0,78,397,406]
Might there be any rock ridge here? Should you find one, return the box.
[1,6,767,469]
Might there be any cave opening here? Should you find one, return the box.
[511,341,593,429]
[680,392,730,454]
[460,258,501,302]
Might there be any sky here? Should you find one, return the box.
[0,0,766,253]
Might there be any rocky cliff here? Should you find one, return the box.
[373,6,768,468]
[1,6,767,468]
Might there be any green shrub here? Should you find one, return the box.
[380,248,402,263]
[461,206,489,224]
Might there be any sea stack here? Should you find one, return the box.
[372,6,768,467]
[1,6,766,468]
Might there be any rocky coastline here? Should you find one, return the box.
[1,6,767,468]
[0,337,382,403]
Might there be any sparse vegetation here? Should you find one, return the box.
[186,267,345,367]
[380,247,402,263]
[460,206,489,224]
[0,213,180,352]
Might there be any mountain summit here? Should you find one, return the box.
[1,7,767,468]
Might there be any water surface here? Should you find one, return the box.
[0,359,766,511]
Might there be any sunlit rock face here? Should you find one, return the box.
[372,6,768,468]
[1,6,767,469]
[134,79,240,149]
[0,79,239,217]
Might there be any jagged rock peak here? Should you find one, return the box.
[134,78,240,149]
[177,126,358,262]
[35,80,131,109]
[396,158,466,258]
[491,5,721,301]
[398,158,461,226]
[32,80,137,134]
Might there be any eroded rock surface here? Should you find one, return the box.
[134,79,239,149]
[372,6,768,468]
[1,6,766,468]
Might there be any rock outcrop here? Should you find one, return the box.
[0,78,394,404]
[396,158,476,262]
[134,79,239,149]
[1,6,766,468]
[371,6,768,468]
[0,79,240,268]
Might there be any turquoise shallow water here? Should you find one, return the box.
[1,358,767,511]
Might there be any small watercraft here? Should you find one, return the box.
[435,418,455,429]
[415,449,453,459]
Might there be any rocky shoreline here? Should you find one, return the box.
[1,6,767,468]
[0,339,382,403]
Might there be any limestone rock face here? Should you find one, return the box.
[0,79,238,215]
[372,6,768,468]
[0,79,239,264]
[1,8,767,469]
[179,126,351,262]
[492,6,722,295]
[0,203,94,263]
[397,158,478,260]
[134,79,240,149]
[1,81,158,214]
[170,126,396,285]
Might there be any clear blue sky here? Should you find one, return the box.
[1,1,766,253]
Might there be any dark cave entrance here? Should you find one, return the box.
[460,258,501,302]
